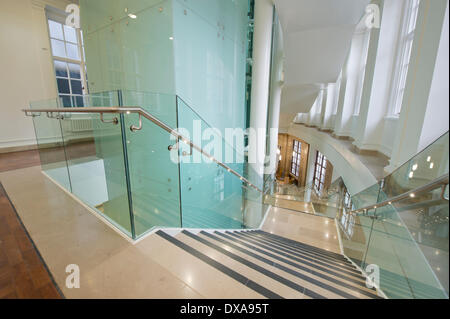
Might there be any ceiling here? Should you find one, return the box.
[274,0,370,114]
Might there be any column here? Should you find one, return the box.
[248,0,274,177]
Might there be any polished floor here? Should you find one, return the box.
[0,164,380,298]
[0,182,61,298]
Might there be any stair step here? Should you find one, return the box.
[207,231,380,299]
[174,232,302,299]
[235,231,364,279]
[254,230,349,261]
[153,230,274,299]
[183,230,327,299]
[154,229,383,299]
[243,231,358,271]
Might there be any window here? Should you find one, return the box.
[47,16,88,107]
[354,29,371,116]
[340,189,355,238]
[343,188,353,211]
[290,140,302,177]
[313,151,327,194]
[391,0,420,115]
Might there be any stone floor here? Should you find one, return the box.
[0,165,349,298]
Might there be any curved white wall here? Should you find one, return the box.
[288,124,377,195]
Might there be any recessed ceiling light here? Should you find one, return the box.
[128,13,137,19]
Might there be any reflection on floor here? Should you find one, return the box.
[0,166,382,298]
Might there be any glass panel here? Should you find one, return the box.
[51,39,66,58]
[66,42,80,60]
[72,95,85,107]
[68,63,81,79]
[121,92,181,238]
[59,95,72,107]
[59,92,133,236]
[71,80,83,95]
[57,78,70,94]
[30,98,71,191]
[64,25,78,43]
[179,146,244,229]
[364,186,448,299]
[48,20,63,40]
[54,61,68,77]
[121,90,177,127]
[382,132,449,199]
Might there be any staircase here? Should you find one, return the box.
[155,229,383,299]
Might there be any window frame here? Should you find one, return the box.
[46,9,88,108]
[313,151,328,194]
[290,140,302,177]
[388,0,421,116]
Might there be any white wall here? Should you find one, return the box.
[289,124,377,195]
[419,2,449,151]
[0,0,73,152]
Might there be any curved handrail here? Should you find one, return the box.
[22,107,263,193]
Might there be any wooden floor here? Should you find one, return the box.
[0,150,40,173]
[0,150,62,299]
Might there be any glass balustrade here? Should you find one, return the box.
[28,90,268,240]
[27,93,448,298]
[336,132,449,299]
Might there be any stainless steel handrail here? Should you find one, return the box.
[22,107,263,193]
[349,173,449,216]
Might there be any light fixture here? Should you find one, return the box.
[410,193,415,198]
[430,162,434,169]
[427,156,431,162]
[409,171,414,178]
[277,149,281,155]
[128,13,137,19]
[412,163,418,171]
[169,36,174,40]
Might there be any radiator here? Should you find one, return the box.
[70,119,93,132]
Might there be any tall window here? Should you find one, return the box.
[290,140,302,177]
[47,14,88,107]
[354,29,371,116]
[313,151,327,193]
[391,0,420,115]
